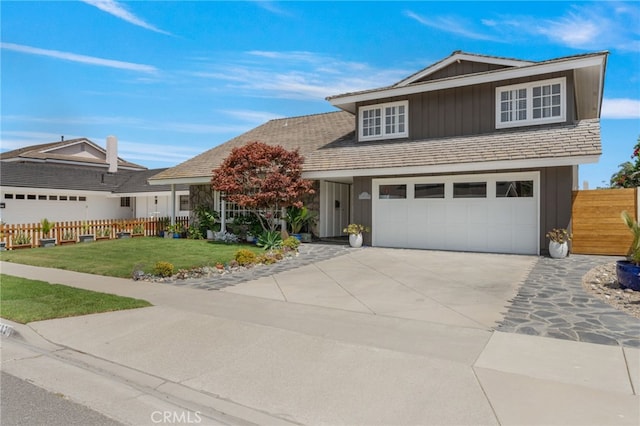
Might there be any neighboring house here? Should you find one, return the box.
[149,50,607,255]
[0,137,189,224]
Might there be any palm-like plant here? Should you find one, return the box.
[622,211,640,265]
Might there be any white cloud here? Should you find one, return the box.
[486,3,639,51]
[532,10,607,49]
[405,3,639,52]
[1,114,248,135]
[191,51,410,101]
[81,0,171,35]
[250,0,292,17]
[601,98,640,119]
[0,43,158,74]
[220,110,284,124]
[404,11,499,42]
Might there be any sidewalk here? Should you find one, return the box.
[1,255,639,425]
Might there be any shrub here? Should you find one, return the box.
[235,249,257,266]
[282,236,300,252]
[153,261,174,277]
[214,230,239,244]
[187,226,204,240]
[257,253,278,265]
[256,231,282,250]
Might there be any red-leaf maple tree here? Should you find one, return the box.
[211,141,314,232]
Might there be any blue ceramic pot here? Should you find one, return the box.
[616,260,640,291]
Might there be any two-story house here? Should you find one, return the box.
[149,50,607,255]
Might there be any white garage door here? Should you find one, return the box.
[372,172,539,255]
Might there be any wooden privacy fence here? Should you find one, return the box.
[571,188,638,255]
[0,217,189,250]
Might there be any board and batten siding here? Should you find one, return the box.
[357,70,575,141]
[418,60,508,82]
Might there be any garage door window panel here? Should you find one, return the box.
[496,180,534,198]
[453,182,487,198]
[379,184,407,199]
[415,183,445,199]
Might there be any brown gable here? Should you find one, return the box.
[149,111,355,181]
[414,60,510,83]
[304,119,601,173]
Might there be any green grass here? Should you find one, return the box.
[0,237,263,278]
[0,274,152,323]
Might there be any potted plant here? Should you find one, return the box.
[0,222,6,251]
[343,223,371,248]
[546,228,571,258]
[39,218,56,247]
[132,223,145,237]
[194,205,219,240]
[617,211,640,291]
[96,227,111,240]
[12,231,31,249]
[168,223,184,238]
[156,217,170,237]
[60,230,76,245]
[79,221,95,243]
[115,221,132,239]
[286,206,317,242]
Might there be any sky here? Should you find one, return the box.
[1,1,639,188]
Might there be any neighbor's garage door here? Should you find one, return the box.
[372,172,539,255]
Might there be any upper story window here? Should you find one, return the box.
[359,100,408,141]
[496,77,566,129]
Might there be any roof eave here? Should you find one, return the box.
[148,176,211,186]
[303,155,601,180]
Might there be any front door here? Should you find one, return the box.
[319,181,351,237]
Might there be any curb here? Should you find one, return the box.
[1,318,300,426]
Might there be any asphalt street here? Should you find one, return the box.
[0,371,123,426]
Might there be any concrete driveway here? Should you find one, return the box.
[223,247,536,330]
[2,251,638,426]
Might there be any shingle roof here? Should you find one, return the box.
[150,109,600,182]
[114,168,189,193]
[304,119,602,172]
[0,162,183,193]
[0,162,136,192]
[149,111,355,181]
[0,138,146,170]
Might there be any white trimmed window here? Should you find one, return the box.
[496,77,566,129]
[359,100,408,141]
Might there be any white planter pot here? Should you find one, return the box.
[206,230,214,240]
[549,241,568,258]
[349,233,363,248]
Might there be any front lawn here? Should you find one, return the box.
[0,274,152,323]
[0,237,263,278]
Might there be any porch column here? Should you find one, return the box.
[170,184,176,225]
[220,192,226,232]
